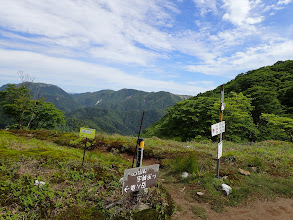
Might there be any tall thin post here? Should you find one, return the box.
[216,85,224,178]
[136,138,144,167]
[82,137,87,166]
[132,111,145,168]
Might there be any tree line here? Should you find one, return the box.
[144,60,293,142]
[0,83,65,130]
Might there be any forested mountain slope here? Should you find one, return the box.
[72,89,188,111]
[0,83,189,135]
[69,89,189,135]
[144,60,293,142]
[0,83,81,113]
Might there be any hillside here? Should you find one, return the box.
[0,83,189,135]
[0,83,81,113]
[72,89,188,111]
[69,89,189,135]
[1,129,292,219]
[144,60,293,142]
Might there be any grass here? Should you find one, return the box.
[1,129,293,217]
[192,204,208,219]
[0,130,175,219]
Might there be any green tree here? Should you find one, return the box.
[146,96,218,141]
[246,86,283,123]
[260,113,293,142]
[0,84,65,130]
[145,92,258,142]
[28,99,65,130]
[219,92,259,142]
[0,84,32,129]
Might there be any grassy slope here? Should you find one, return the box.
[1,130,292,218]
[0,130,174,219]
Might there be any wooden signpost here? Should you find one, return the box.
[79,127,96,166]
[122,164,159,194]
[211,85,225,178]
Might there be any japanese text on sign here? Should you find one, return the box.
[122,164,159,194]
[211,121,225,137]
[79,127,96,139]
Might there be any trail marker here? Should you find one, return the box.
[122,164,159,194]
[212,84,225,179]
[79,127,96,165]
[211,121,225,136]
[80,127,96,139]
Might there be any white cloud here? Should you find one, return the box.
[0,49,209,95]
[0,0,176,65]
[187,80,214,85]
[278,0,292,5]
[186,41,293,76]
[193,0,218,15]
[0,0,292,95]
[222,0,263,26]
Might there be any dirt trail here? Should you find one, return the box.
[117,151,293,219]
[165,182,293,220]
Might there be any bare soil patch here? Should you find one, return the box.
[166,182,293,220]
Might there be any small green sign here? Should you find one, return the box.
[80,127,96,139]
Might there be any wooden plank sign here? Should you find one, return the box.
[79,127,96,139]
[122,164,159,194]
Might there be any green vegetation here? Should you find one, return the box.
[145,60,293,142]
[1,60,293,219]
[0,84,189,135]
[192,205,208,219]
[261,113,293,142]
[0,130,174,219]
[0,129,292,218]
[0,84,65,130]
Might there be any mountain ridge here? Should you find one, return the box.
[0,83,191,135]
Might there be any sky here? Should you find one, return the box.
[0,0,293,95]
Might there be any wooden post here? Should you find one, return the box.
[82,137,87,166]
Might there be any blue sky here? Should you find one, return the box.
[0,0,293,95]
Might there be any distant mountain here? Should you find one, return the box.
[0,83,81,112]
[72,89,187,111]
[0,82,190,135]
[69,89,190,135]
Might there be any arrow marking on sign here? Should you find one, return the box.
[124,185,129,193]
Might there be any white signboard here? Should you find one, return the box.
[211,121,225,137]
[218,141,223,159]
[221,103,226,111]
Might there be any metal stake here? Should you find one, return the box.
[132,111,145,168]
[216,85,224,178]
